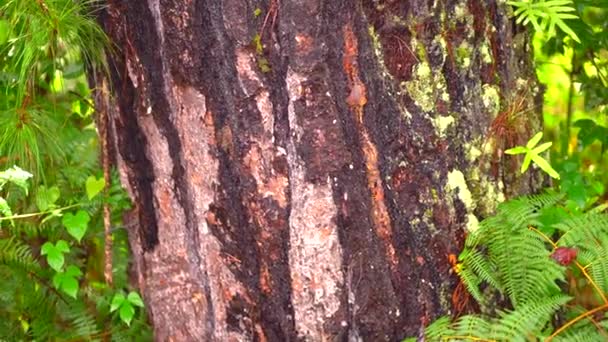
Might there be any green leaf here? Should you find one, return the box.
[532,142,552,154]
[526,132,543,148]
[61,276,79,298]
[521,153,533,173]
[554,17,580,43]
[62,210,90,242]
[35,186,60,211]
[65,265,83,278]
[41,242,53,256]
[41,240,70,272]
[55,240,70,253]
[531,154,560,179]
[85,176,105,200]
[253,8,262,17]
[0,197,13,217]
[127,292,145,307]
[52,266,82,298]
[0,20,10,45]
[111,293,126,312]
[119,302,135,326]
[505,146,528,155]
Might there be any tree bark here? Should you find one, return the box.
[99,0,545,340]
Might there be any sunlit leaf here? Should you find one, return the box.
[85,176,105,200]
[62,210,90,243]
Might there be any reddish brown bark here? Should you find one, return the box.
[99,0,545,340]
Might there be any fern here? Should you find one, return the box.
[508,0,581,43]
[416,192,608,341]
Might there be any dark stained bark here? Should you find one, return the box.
[99,0,545,340]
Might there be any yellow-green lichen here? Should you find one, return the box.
[473,176,505,217]
[482,84,501,117]
[368,25,412,120]
[446,169,479,232]
[480,42,493,64]
[403,61,449,112]
[431,114,455,138]
[465,141,482,162]
[431,188,439,201]
[456,42,472,68]
[454,3,467,19]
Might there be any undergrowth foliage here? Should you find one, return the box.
[408,192,608,341]
[0,0,151,340]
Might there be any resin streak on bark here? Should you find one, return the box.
[342,23,398,271]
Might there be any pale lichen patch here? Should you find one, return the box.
[480,41,493,64]
[482,84,501,117]
[456,41,472,68]
[431,114,455,138]
[403,61,449,112]
[446,169,479,232]
[465,141,482,162]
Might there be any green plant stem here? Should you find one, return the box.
[0,203,80,222]
[547,303,608,341]
[442,335,496,341]
[563,53,576,156]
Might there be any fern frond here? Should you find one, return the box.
[491,294,570,341]
[507,0,581,42]
[425,315,492,341]
[461,193,565,308]
[576,235,608,293]
[0,236,40,273]
[58,299,101,340]
[556,213,608,247]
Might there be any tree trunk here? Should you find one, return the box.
[99,0,545,340]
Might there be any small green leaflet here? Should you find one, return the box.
[62,210,90,243]
[41,240,70,272]
[505,132,560,179]
[85,176,105,200]
[508,0,581,43]
[35,185,60,211]
[0,197,12,217]
[111,291,145,326]
[52,265,82,298]
[127,292,145,307]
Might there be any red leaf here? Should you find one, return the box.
[551,247,578,266]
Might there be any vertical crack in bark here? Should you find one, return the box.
[233,47,295,340]
[342,23,398,271]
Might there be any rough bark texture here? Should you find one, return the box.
[100,0,545,340]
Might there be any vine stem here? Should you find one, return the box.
[442,335,496,341]
[528,226,608,304]
[547,303,608,341]
[0,204,80,221]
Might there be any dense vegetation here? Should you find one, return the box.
[0,0,606,341]
[0,0,150,339]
